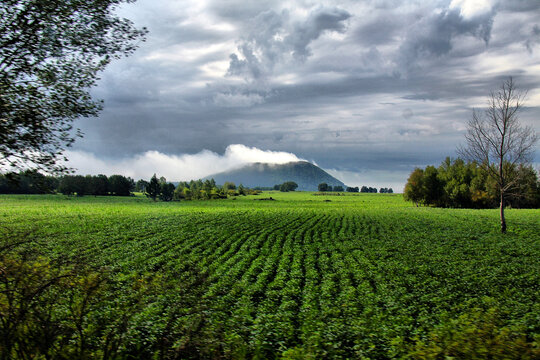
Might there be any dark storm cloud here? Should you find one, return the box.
[70,0,540,185]
[398,7,494,69]
[227,7,350,81]
[288,7,351,60]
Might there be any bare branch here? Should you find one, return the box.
[457,77,538,232]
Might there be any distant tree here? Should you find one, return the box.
[333,185,344,192]
[0,170,55,194]
[135,179,149,193]
[422,166,444,206]
[182,187,192,200]
[223,182,236,191]
[238,184,246,195]
[273,184,281,190]
[159,182,175,201]
[388,188,393,194]
[58,176,74,195]
[346,186,359,193]
[280,181,298,192]
[458,78,538,232]
[173,183,185,200]
[0,0,147,174]
[505,164,540,208]
[108,175,133,196]
[318,183,329,192]
[361,186,377,193]
[145,174,160,201]
[203,179,214,194]
[91,174,109,196]
[404,168,424,206]
[58,175,87,196]
[404,158,539,209]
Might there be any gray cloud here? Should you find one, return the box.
[227,7,351,82]
[398,7,494,70]
[288,7,351,60]
[525,24,540,52]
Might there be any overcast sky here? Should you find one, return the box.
[69,0,540,191]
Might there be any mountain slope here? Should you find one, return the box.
[207,161,346,191]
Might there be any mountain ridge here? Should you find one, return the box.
[206,161,346,191]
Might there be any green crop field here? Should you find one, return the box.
[1,193,539,359]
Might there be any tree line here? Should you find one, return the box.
[319,184,393,193]
[142,174,260,201]
[0,172,261,200]
[0,172,136,196]
[404,157,540,208]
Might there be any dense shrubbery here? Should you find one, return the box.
[404,157,540,208]
[0,234,206,360]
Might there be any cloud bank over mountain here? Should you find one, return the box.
[66,144,303,182]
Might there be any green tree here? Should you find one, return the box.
[280,181,298,192]
[238,184,246,195]
[135,179,149,193]
[0,0,147,173]
[108,175,133,196]
[159,182,175,202]
[318,183,329,192]
[91,174,109,196]
[145,174,160,201]
[422,166,444,206]
[404,168,424,206]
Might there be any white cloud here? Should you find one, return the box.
[65,144,303,181]
[450,0,493,19]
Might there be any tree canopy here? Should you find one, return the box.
[0,0,147,173]
[404,157,540,209]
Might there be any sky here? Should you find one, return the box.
[69,0,540,191]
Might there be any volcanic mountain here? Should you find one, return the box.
[207,161,346,191]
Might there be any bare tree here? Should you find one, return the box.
[458,77,538,233]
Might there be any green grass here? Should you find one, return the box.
[1,192,539,359]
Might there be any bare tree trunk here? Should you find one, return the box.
[500,193,506,233]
